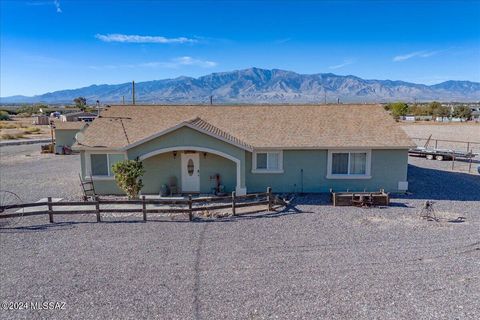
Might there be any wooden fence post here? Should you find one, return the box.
[142,195,147,222]
[188,195,193,221]
[47,197,54,223]
[267,187,272,211]
[231,191,236,216]
[95,196,101,222]
[451,151,455,170]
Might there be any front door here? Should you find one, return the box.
[181,152,200,193]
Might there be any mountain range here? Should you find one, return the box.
[2,68,479,104]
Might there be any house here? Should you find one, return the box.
[60,111,97,122]
[55,121,86,153]
[72,105,414,195]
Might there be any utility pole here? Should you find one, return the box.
[132,81,136,105]
[210,95,213,105]
[122,96,125,105]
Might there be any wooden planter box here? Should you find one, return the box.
[331,190,390,207]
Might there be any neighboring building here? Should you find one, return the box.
[33,115,50,125]
[60,111,97,122]
[72,105,414,195]
[55,121,86,153]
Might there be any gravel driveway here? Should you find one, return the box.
[1,145,479,319]
[0,144,82,202]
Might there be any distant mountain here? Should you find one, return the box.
[2,68,479,104]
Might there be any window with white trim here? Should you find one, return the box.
[253,151,283,173]
[91,154,125,176]
[327,150,371,178]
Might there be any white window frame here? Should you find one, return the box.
[326,150,372,179]
[85,151,127,180]
[252,150,284,174]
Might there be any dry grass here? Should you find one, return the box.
[23,127,41,134]
[0,121,26,129]
[0,119,50,140]
[0,133,25,140]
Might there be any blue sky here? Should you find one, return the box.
[1,0,479,96]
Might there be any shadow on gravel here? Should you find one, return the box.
[0,221,77,234]
[404,164,480,201]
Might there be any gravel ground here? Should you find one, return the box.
[0,144,82,202]
[1,144,479,319]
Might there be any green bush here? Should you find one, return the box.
[111,160,145,199]
[387,102,409,119]
[0,111,11,121]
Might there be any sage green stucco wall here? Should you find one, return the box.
[245,149,408,193]
[92,180,124,195]
[80,151,86,178]
[199,153,236,193]
[127,126,246,188]
[55,129,79,147]
[141,152,180,194]
[140,152,236,194]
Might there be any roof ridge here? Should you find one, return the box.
[186,117,253,150]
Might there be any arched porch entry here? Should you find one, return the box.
[138,146,246,195]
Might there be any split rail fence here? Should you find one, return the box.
[0,188,277,223]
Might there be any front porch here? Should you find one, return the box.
[138,148,246,196]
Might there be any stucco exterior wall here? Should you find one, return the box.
[55,129,79,147]
[245,149,408,193]
[127,126,246,188]
[141,152,236,194]
[80,126,408,195]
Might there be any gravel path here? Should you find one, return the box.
[1,144,479,319]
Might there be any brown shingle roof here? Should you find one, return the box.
[186,117,253,150]
[74,105,414,150]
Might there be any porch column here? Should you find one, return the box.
[235,150,247,195]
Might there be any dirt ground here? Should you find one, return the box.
[0,118,51,140]
[401,122,480,153]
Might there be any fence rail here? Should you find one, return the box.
[0,188,277,223]
[411,137,480,153]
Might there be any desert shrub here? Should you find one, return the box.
[0,111,11,121]
[111,160,145,199]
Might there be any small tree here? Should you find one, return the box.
[432,105,451,119]
[452,105,472,120]
[427,101,442,116]
[111,160,145,199]
[388,102,409,119]
[73,97,87,111]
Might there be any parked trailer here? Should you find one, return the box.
[408,147,477,161]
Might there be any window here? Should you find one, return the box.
[252,151,283,173]
[332,153,349,174]
[90,153,125,176]
[327,150,371,179]
[91,154,108,176]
